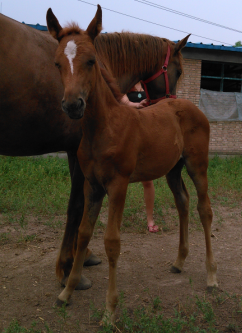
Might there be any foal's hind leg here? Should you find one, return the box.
[166,158,190,273]
[185,154,218,289]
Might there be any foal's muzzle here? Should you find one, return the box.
[61,97,86,119]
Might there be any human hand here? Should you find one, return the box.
[136,99,148,108]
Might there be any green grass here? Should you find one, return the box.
[2,320,53,333]
[4,290,242,333]
[89,290,242,333]
[0,155,241,233]
[0,156,70,216]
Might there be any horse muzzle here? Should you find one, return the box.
[61,97,86,119]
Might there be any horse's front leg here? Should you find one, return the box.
[57,179,105,304]
[103,177,129,325]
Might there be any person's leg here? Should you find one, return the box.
[142,181,159,232]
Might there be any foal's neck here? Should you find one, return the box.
[99,67,123,103]
[83,66,121,129]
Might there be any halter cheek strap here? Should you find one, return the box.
[141,45,177,105]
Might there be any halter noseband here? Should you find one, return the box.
[141,45,177,105]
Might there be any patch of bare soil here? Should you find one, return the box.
[0,206,242,332]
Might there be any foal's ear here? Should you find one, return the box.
[46,8,63,41]
[174,34,191,54]
[86,4,102,42]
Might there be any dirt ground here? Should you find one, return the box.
[0,206,242,332]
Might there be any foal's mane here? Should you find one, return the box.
[58,23,123,102]
[99,66,123,102]
[58,23,84,39]
[94,32,183,77]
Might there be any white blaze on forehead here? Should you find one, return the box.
[64,40,77,75]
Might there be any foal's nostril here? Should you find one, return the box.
[78,98,84,108]
[61,99,67,112]
[61,96,86,119]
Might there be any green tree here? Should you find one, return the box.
[234,41,242,47]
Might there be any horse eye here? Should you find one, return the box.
[87,58,96,66]
[55,62,61,69]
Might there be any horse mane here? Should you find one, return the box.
[94,32,184,77]
[99,66,123,102]
[58,23,85,40]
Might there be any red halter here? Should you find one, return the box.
[141,45,177,105]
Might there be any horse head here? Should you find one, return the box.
[139,34,190,104]
[46,5,102,119]
[93,31,190,104]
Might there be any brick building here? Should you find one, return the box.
[177,42,242,156]
[26,22,242,156]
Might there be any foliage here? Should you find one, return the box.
[0,155,241,233]
[0,156,70,217]
[90,293,221,333]
[234,41,242,47]
[3,319,53,333]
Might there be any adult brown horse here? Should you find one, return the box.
[0,13,189,288]
[47,5,218,324]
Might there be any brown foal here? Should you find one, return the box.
[47,5,217,324]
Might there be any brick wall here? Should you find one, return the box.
[176,58,202,107]
[176,58,242,155]
[209,122,242,154]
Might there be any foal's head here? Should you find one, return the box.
[46,6,102,119]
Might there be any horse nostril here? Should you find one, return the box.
[61,97,85,118]
[78,98,84,108]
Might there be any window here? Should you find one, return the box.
[201,61,242,92]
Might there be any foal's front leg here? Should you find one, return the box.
[57,179,105,304]
[56,153,85,285]
[103,176,129,325]
[56,153,100,290]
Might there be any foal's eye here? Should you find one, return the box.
[55,62,61,69]
[87,58,96,66]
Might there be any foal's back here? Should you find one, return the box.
[119,98,209,183]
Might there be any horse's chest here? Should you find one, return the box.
[78,143,118,179]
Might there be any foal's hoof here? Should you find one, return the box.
[55,298,69,308]
[206,285,218,294]
[170,265,181,273]
[61,274,92,290]
[101,310,115,327]
[84,253,102,266]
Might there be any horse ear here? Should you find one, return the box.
[174,34,191,54]
[46,8,63,41]
[86,4,102,42]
